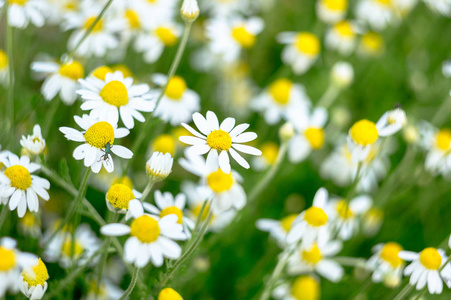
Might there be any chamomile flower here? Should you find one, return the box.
[180,111,261,174]
[424,0,451,17]
[100,207,187,267]
[376,107,407,135]
[256,214,298,248]
[18,212,41,238]
[316,0,348,24]
[19,257,49,300]
[251,78,311,125]
[202,0,253,17]
[286,188,330,246]
[356,0,396,30]
[399,247,451,294]
[272,275,321,300]
[419,123,451,177]
[59,115,133,173]
[106,184,143,220]
[206,17,264,63]
[331,61,354,88]
[85,279,123,300]
[146,152,174,182]
[367,242,405,287]
[159,288,183,300]
[0,153,50,217]
[130,0,177,22]
[325,20,357,56]
[181,0,200,22]
[252,142,279,171]
[362,208,384,237]
[0,0,46,29]
[152,74,201,126]
[277,31,321,75]
[358,32,385,56]
[0,50,9,86]
[287,107,328,163]
[152,134,177,156]
[20,125,46,156]
[31,58,84,105]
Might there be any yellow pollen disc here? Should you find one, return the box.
[59,61,84,80]
[61,238,84,258]
[304,207,328,227]
[22,258,49,287]
[302,243,322,265]
[155,27,178,46]
[147,0,156,3]
[281,214,297,232]
[64,1,78,11]
[130,215,161,243]
[84,121,115,149]
[165,76,187,100]
[334,21,354,38]
[207,130,232,151]
[112,64,133,78]
[419,247,442,270]
[207,169,234,193]
[231,26,256,48]
[9,0,27,5]
[112,176,134,189]
[158,288,183,300]
[92,66,113,80]
[153,134,176,155]
[99,80,129,107]
[380,242,403,268]
[0,247,16,271]
[21,212,36,227]
[336,200,353,219]
[376,0,391,5]
[125,10,140,29]
[291,275,320,300]
[0,50,8,69]
[350,119,378,146]
[192,203,213,222]
[4,165,32,190]
[362,32,383,52]
[160,206,184,224]
[107,184,135,210]
[84,17,103,32]
[305,127,325,149]
[295,33,320,56]
[261,142,279,165]
[436,129,451,151]
[268,78,292,105]
[323,0,347,11]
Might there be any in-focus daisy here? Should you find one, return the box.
[358,32,385,57]
[367,242,404,287]
[180,111,262,174]
[252,142,279,171]
[20,257,49,300]
[325,20,357,56]
[256,214,298,248]
[59,115,133,173]
[20,124,46,156]
[146,152,174,182]
[31,58,84,105]
[0,0,46,29]
[251,78,311,125]
[101,206,187,267]
[106,183,143,220]
[277,31,321,75]
[316,0,348,24]
[78,70,154,129]
[152,74,201,126]
[0,49,8,86]
[287,107,328,163]
[206,17,264,63]
[0,153,50,217]
[273,275,321,300]
[356,0,396,30]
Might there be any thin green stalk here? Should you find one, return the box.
[393,284,413,300]
[432,95,451,127]
[0,204,8,231]
[317,85,340,109]
[6,15,15,150]
[119,267,140,300]
[259,249,293,300]
[334,256,368,268]
[140,181,155,202]
[43,100,60,137]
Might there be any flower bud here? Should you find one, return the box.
[181,0,199,23]
[279,122,294,142]
[146,152,173,182]
[331,61,354,89]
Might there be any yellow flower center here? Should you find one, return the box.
[192,202,213,222]
[165,76,187,100]
[322,0,347,11]
[59,61,84,80]
[305,127,325,149]
[160,206,184,224]
[231,26,256,48]
[419,247,442,270]
[336,200,353,219]
[304,207,328,227]
[0,247,16,271]
[291,275,320,300]
[9,0,27,5]
[112,176,134,189]
[130,215,160,243]
[4,165,32,190]
[350,119,379,146]
[334,21,354,38]
[261,142,279,165]
[64,1,78,11]
[153,134,176,156]
[0,50,8,69]
[61,238,84,258]
[302,243,322,265]
[22,258,49,287]
[207,169,234,193]
[268,78,292,105]
[21,212,37,227]
[295,33,320,56]
[92,66,113,80]
[281,214,297,232]
[362,32,383,52]
[99,80,129,107]
[125,10,140,29]
[207,130,232,151]
[376,0,391,5]
[155,27,178,46]
[106,183,135,210]
[380,242,403,268]
[158,288,183,300]
[436,129,451,151]
[84,121,115,149]
[84,17,103,32]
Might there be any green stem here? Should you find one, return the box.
[140,181,155,202]
[317,85,340,109]
[393,284,413,300]
[0,204,8,231]
[432,95,451,127]
[43,100,60,137]
[119,267,140,300]
[6,17,15,150]
[259,249,292,300]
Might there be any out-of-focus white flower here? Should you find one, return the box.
[442,60,451,78]
[0,49,9,86]
[201,0,253,18]
[272,275,321,300]
[362,208,384,237]
[358,31,385,57]
[424,0,451,17]
[394,0,418,16]
[325,20,357,56]
[356,0,396,30]
[256,214,297,248]
[331,61,354,88]
[279,122,295,142]
[367,242,404,287]
[316,0,348,24]
[0,0,46,29]
[252,142,279,171]
[419,122,451,177]
[19,257,49,300]
[146,152,173,182]
[20,125,46,156]
[85,279,123,300]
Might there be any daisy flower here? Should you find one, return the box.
[151,134,177,156]
[202,0,253,17]
[399,247,451,294]
[206,17,264,63]
[277,31,321,75]
[159,288,183,300]
[100,206,187,268]
[356,0,396,30]
[146,152,174,182]
[316,0,348,24]
[0,153,50,218]
[152,74,201,126]
[31,57,84,105]
[106,183,143,220]
[20,124,46,156]
[19,257,49,300]
[362,208,384,237]
[18,212,41,238]
[252,142,279,171]
[181,0,200,22]
[179,111,261,174]
[256,214,298,248]
[367,242,405,287]
[422,126,451,177]
[331,61,354,88]
[358,31,385,57]
[325,20,357,56]
[272,275,321,300]
[250,78,311,125]
[0,49,8,86]
[424,0,451,17]
[287,107,328,163]
[130,0,177,23]
[0,0,46,29]
[85,279,123,300]
[143,190,195,238]
[77,71,154,129]
[59,115,133,173]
